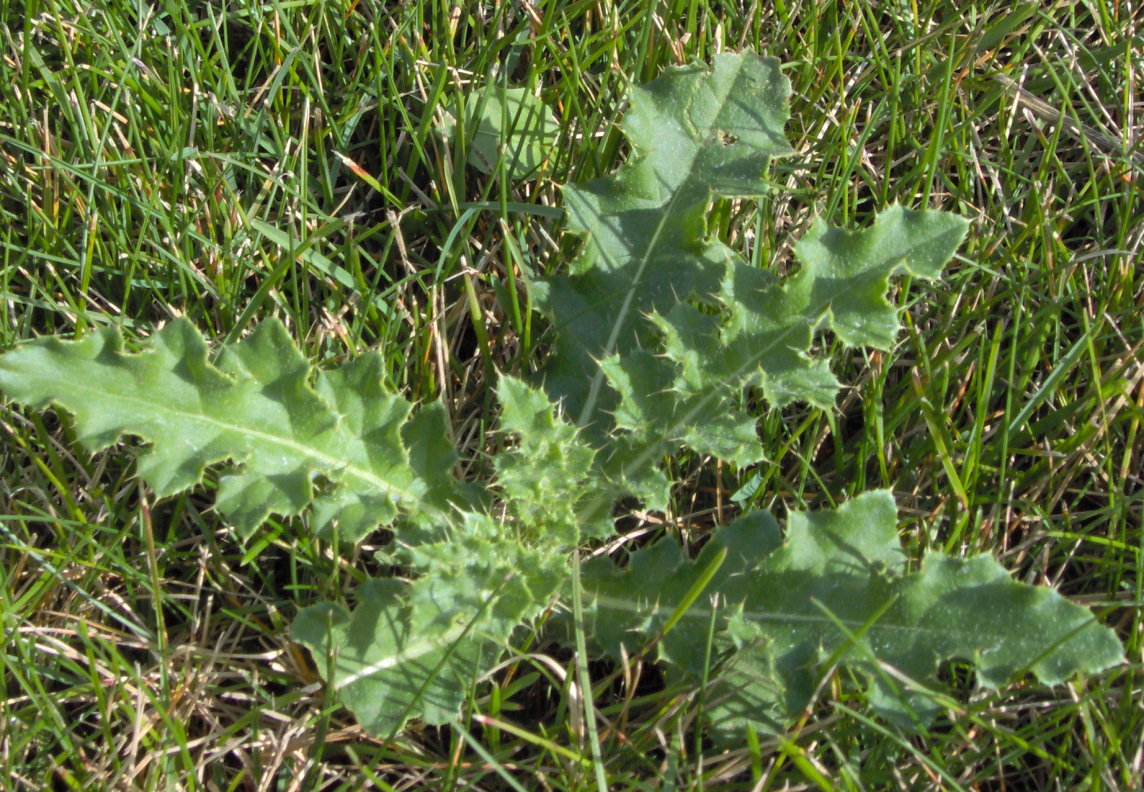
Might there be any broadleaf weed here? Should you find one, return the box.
[0,52,1125,744]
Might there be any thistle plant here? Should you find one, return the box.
[0,53,1123,740]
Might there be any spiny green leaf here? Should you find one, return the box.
[535,52,793,434]
[535,51,967,485]
[603,205,970,468]
[293,579,486,732]
[0,318,469,541]
[292,517,562,735]
[494,376,603,543]
[668,204,969,403]
[578,492,1125,737]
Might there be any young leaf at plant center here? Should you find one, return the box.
[577,492,1125,738]
[0,318,471,543]
[444,85,559,180]
[494,376,605,543]
[534,52,793,435]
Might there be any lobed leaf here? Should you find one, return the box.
[535,52,968,484]
[605,206,969,466]
[578,492,1125,737]
[0,318,471,542]
[661,205,968,403]
[535,52,793,434]
[292,516,563,735]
